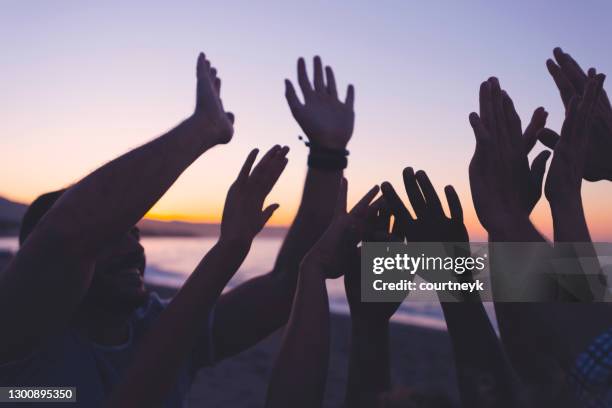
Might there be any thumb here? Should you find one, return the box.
[530,150,552,200]
[537,128,560,149]
[260,204,280,229]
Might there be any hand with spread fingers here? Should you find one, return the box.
[285,56,355,150]
[545,74,605,204]
[221,146,289,245]
[344,199,405,326]
[381,168,468,243]
[468,78,551,236]
[301,179,379,279]
[189,52,235,146]
[542,47,612,181]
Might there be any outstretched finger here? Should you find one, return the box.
[501,91,523,152]
[196,52,210,79]
[237,149,259,183]
[469,112,489,145]
[479,81,494,132]
[345,85,355,109]
[415,170,444,216]
[297,57,313,97]
[529,150,551,199]
[313,56,325,92]
[260,204,280,229]
[444,185,463,222]
[196,53,214,110]
[537,128,560,149]
[546,58,575,108]
[403,167,427,218]
[380,182,413,226]
[285,79,303,114]
[325,66,338,99]
[349,185,380,218]
[523,107,548,153]
[554,47,587,94]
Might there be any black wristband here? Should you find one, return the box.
[307,142,349,171]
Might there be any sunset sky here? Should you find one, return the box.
[2,0,612,240]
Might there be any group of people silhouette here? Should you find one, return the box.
[1,47,611,407]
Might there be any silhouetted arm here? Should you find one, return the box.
[106,148,288,408]
[265,262,330,408]
[266,180,379,408]
[343,201,402,407]
[0,53,233,363]
[212,56,355,361]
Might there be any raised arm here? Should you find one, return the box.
[266,180,379,408]
[106,147,288,408]
[0,53,233,363]
[212,56,355,361]
[383,169,524,407]
[343,200,404,408]
[544,73,606,302]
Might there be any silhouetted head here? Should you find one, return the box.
[20,190,149,319]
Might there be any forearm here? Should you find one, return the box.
[106,238,250,408]
[266,264,330,408]
[441,302,522,407]
[550,199,592,243]
[272,168,342,284]
[488,217,546,243]
[550,200,604,301]
[345,320,391,408]
[40,118,215,257]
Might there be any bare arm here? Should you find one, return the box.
[212,56,355,361]
[106,147,288,408]
[266,180,380,408]
[344,202,401,408]
[265,263,330,408]
[0,53,233,363]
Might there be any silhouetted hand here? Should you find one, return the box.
[381,168,468,243]
[188,52,235,145]
[468,78,550,235]
[285,56,355,150]
[302,180,379,279]
[545,75,605,203]
[220,146,289,244]
[543,48,612,181]
[344,200,404,325]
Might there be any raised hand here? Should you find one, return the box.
[344,199,404,325]
[468,78,550,235]
[381,168,468,243]
[545,75,605,204]
[285,56,355,150]
[302,179,379,279]
[542,47,612,181]
[189,52,235,146]
[220,146,289,244]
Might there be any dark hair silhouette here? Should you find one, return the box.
[19,189,67,246]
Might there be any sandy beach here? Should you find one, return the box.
[149,284,459,407]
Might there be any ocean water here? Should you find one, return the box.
[0,236,455,330]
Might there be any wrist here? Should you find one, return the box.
[306,142,349,171]
[488,216,539,242]
[550,196,584,216]
[217,235,252,254]
[183,115,232,151]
